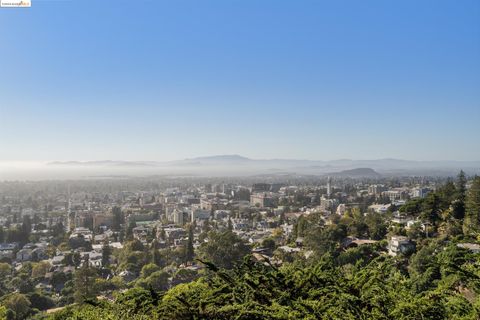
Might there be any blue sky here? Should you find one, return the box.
[0,0,479,162]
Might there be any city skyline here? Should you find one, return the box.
[1,0,479,162]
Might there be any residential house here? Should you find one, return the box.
[388,236,415,256]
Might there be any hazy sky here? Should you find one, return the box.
[1,0,479,162]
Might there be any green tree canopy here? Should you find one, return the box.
[198,230,250,269]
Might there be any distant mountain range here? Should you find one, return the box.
[329,168,382,178]
[46,155,480,177]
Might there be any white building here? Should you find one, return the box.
[388,236,414,256]
[368,204,391,214]
[411,188,432,198]
[173,210,184,226]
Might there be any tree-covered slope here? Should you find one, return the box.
[39,246,480,320]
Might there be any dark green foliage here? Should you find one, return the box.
[73,262,99,303]
[453,171,467,220]
[336,244,379,267]
[0,227,4,244]
[126,220,137,241]
[102,240,112,267]
[184,224,195,264]
[43,250,480,320]
[0,293,32,320]
[365,212,387,240]
[399,198,424,215]
[305,224,347,256]
[112,206,124,231]
[464,176,480,236]
[150,240,162,266]
[27,292,55,311]
[136,270,170,292]
[421,193,442,224]
[261,238,276,253]
[198,230,250,269]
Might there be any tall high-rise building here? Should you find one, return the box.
[327,177,332,198]
[173,209,184,226]
[66,184,72,232]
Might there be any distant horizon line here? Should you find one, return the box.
[1,155,480,164]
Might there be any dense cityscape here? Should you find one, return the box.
[0,171,479,318]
